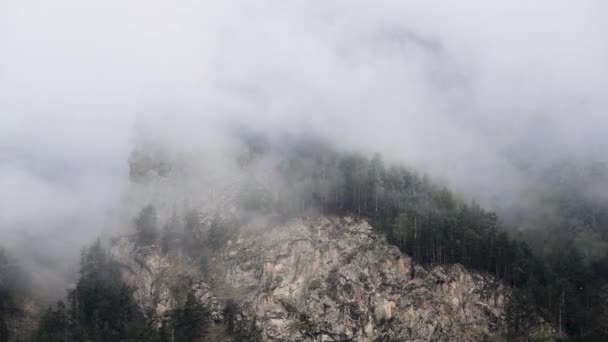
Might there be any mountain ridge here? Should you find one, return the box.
[110,215,554,341]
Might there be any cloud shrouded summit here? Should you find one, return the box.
[1,0,607,293]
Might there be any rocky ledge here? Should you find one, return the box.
[111,216,548,341]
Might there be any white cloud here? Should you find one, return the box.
[1,0,607,291]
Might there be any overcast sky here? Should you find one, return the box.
[1,0,607,292]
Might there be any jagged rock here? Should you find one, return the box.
[110,215,548,341]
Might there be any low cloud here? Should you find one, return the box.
[1,0,607,295]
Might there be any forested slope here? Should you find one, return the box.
[27,135,608,341]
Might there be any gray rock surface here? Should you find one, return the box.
[111,215,519,341]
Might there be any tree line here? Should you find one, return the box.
[235,137,608,340]
[32,240,259,342]
[32,136,608,341]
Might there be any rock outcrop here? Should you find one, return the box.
[111,216,520,341]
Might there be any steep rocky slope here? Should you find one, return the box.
[110,215,541,341]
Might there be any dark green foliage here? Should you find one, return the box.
[160,210,215,274]
[508,161,608,340]
[136,205,159,246]
[164,291,210,342]
[70,241,147,341]
[505,289,536,338]
[231,320,263,342]
[34,301,70,342]
[33,240,149,342]
[267,140,525,285]
[30,138,608,341]
[234,137,608,340]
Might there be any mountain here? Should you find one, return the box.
[110,214,554,341]
[26,135,606,341]
[104,134,557,341]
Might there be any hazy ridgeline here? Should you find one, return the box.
[2,1,608,274]
[21,132,608,339]
[1,1,608,340]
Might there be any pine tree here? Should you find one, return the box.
[33,301,70,342]
[168,291,209,342]
[505,289,535,338]
[34,241,148,342]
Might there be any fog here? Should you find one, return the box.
[1,0,607,296]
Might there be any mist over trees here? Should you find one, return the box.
[32,235,261,342]
[33,240,150,342]
[130,132,608,340]
[32,240,216,342]
[4,131,603,341]
[227,135,608,340]
[135,205,159,246]
[1,1,607,341]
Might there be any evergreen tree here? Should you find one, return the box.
[505,289,535,338]
[33,301,70,342]
[34,241,148,342]
[30,139,608,340]
[166,291,209,342]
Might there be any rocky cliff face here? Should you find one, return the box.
[111,215,520,341]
